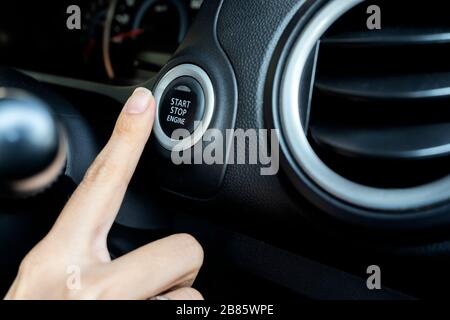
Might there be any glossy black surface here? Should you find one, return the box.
[0,90,59,180]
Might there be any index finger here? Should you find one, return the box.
[51,87,156,242]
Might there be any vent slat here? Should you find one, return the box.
[315,72,450,100]
[308,1,450,187]
[310,123,450,161]
[322,28,450,46]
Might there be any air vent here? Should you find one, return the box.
[278,0,450,214]
[309,0,450,188]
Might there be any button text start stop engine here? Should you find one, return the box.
[159,76,205,137]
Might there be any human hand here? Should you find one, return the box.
[4,88,204,300]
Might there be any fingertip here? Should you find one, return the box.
[125,87,154,115]
[134,87,153,96]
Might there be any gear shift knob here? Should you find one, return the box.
[0,88,66,196]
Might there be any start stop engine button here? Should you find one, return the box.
[153,64,215,151]
[159,77,205,137]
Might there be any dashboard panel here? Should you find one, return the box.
[2,0,450,302]
[0,0,203,85]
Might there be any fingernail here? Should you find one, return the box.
[150,296,171,301]
[125,87,153,114]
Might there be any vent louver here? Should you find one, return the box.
[277,0,450,216]
[308,0,450,188]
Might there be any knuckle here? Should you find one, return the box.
[175,234,204,268]
[18,254,37,275]
[17,249,47,279]
[114,115,138,138]
[113,113,149,144]
[82,155,121,186]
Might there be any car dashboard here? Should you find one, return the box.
[1,0,450,302]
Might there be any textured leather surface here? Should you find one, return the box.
[214,0,306,213]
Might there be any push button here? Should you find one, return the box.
[159,76,205,137]
[153,64,215,151]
